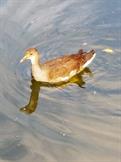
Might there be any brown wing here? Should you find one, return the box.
[41,49,95,82]
[43,54,84,81]
[43,55,70,67]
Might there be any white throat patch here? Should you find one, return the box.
[30,56,36,64]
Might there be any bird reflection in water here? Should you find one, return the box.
[20,67,92,114]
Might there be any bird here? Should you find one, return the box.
[20,48,96,83]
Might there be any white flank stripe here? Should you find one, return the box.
[83,53,96,68]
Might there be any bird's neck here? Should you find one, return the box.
[31,55,41,66]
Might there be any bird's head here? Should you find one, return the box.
[20,48,40,64]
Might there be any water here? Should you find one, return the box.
[0,0,121,161]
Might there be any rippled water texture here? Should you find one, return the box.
[0,0,121,162]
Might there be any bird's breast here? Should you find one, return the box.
[32,65,48,82]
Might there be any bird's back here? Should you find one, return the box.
[42,49,95,83]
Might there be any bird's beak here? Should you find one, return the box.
[20,55,27,63]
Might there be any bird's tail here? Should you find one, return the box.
[81,49,96,68]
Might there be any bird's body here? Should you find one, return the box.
[20,48,96,83]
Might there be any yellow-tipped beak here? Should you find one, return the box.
[20,55,27,63]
